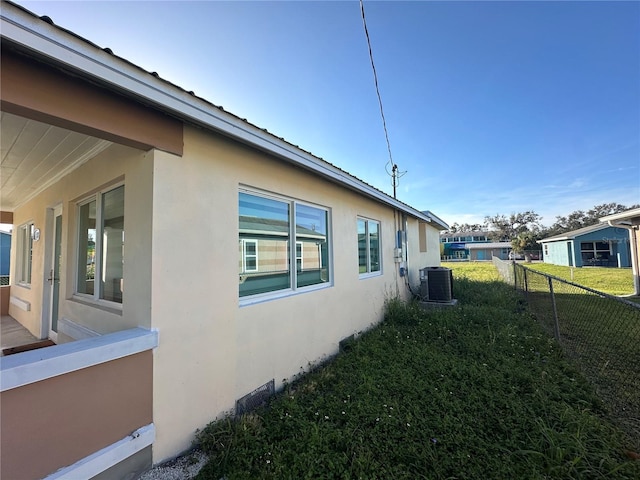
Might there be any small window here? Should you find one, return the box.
[17,221,34,285]
[358,217,381,276]
[76,184,124,304]
[239,190,331,299]
[241,240,258,272]
[296,241,303,271]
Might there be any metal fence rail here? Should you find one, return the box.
[493,257,640,446]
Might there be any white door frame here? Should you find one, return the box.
[41,204,63,342]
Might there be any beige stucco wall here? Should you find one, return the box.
[149,126,441,462]
[8,144,153,339]
[7,122,444,466]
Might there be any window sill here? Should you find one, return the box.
[359,271,383,280]
[239,282,332,307]
[71,295,123,316]
[14,282,31,290]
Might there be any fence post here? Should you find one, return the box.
[523,268,529,303]
[513,262,517,290]
[547,277,560,341]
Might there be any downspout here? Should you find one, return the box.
[608,220,640,295]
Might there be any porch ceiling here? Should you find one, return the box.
[0,111,112,214]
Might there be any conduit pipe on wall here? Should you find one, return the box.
[608,220,640,296]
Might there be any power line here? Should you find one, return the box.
[359,0,406,198]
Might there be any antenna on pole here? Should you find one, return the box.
[385,160,407,199]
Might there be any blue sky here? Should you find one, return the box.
[17,0,640,227]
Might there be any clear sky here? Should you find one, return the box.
[15,0,640,227]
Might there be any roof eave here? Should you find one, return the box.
[0,3,433,223]
[421,211,449,230]
[599,208,640,225]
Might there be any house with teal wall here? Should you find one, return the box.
[440,230,489,260]
[538,224,630,268]
[0,231,10,278]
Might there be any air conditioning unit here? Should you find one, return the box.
[420,267,453,302]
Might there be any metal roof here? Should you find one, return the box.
[538,223,614,243]
[465,242,511,250]
[600,207,640,225]
[420,211,449,230]
[0,0,446,226]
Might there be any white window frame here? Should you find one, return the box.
[16,221,34,287]
[74,183,124,308]
[239,188,332,305]
[241,239,258,273]
[358,217,382,278]
[296,241,303,271]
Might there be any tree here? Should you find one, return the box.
[484,211,543,242]
[511,232,539,262]
[445,222,484,234]
[544,203,640,237]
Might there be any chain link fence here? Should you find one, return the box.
[493,257,640,447]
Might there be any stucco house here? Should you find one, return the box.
[0,3,448,479]
[537,223,630,268]
[600,207,640,295]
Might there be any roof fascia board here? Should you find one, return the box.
[600,208,640,224]
[0,5,431,222]
[421,210,449,230]
[539,223,613,242]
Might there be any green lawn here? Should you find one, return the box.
[194,264,638,479]
[521,263,634,296]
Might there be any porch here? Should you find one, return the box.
[0,327,158,480]
[1,314,45,353]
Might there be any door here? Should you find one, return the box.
[48,205,62,341]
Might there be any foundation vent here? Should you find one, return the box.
[236,379,275,415]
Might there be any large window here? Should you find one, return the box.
[239,190,330,298]
[580,241,610,264]
[16,221,34,285]
[76,184,124,304]
[358,218,381,276]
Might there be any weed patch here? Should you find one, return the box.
[195,266,638,479]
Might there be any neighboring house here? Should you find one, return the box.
[0,3,448,480]
[600,207,640,295]
[0,231,10,278]
[440,230,490,260]
[537,224,631,268]
[466,241,512,261]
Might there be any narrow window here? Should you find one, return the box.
[17,222,34,285]
[295,203,329,288]
[358,217,381,276]
[296,242,303,271]
[76,184,124,304]
[241,240,258,272]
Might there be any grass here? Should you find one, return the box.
[194,264,639,479]
[520,263,634,296]
[510,263,640,448]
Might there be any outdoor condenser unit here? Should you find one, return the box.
[420,267,454,302]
